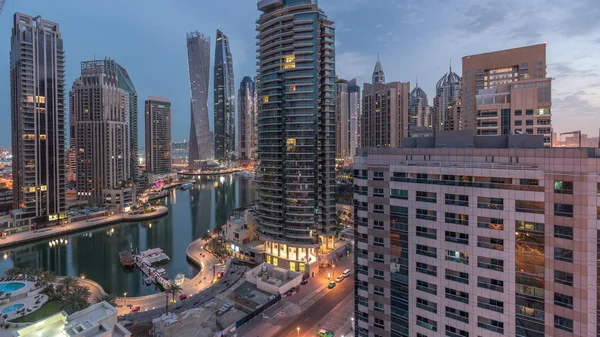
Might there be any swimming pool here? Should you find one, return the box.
[0,282,25,293]
[1,303,24,314]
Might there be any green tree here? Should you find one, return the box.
[72,285,91,303]
[94,293,116,306]
[60,276,78,294]
[39,271,56,287]
[60,292,88,314]
[164,283,183,314]
[201,231,211,242]
[4,267,23,277]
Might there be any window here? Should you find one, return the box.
[445,325,469,337]
[515,200,545,214]
[477,197,504,210]
[477,236,504,251]
[478,276,503,292]
[373,236,384,247]
[514,109,522,116]
[554,247,573,263]
[446,307,469,324]
[373,253,384,263]
[373,220,384,229]
[515,284,544,298]
[416,244,437,258]
[374,269,384,280]
[416,226,436,239]
[554,203,573,217]
[391,172,406,181]
[526,109,534,115]
[445,250,469,265]
[373,171,384,181]
[445,269,468,284]
[477,296,504,313]
[478,316,504,334]
[374,317,384,329]
[554,315,573,333]
[416,209,437,221]
[416,191,437,203]
[416,297,437,313]
[516,220,544,232]
[373,285,384,296]
[445,287,469,304]
[372,188,384,197]
[526,119,533,125]
[445,231,469,245]
[374,301,384,312]
[554,180,573,194]
[554,225,573,240]
[416,262,437,276]
[477,217,504,230]
[390,188,408,199]
[416,280,437,295]
[554,270,573,286]
[520,178,539,186]
[478,256,504,272]
[554,293,573,309]
[445,193,469,206]
[416,315,437,332]
[445,212,469,226]
[373,204,384,214]
[515,120,522,126]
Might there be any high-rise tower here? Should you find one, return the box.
[372,54,385,84]
[70,59,131,204]
[335,79,349,159]
[348,79,361,157]
[117,65,138,182]
[145,97,172,174]
[256,0,336,272]
[238,76,257,162]
[214,30,235,162]
[432,64,462,133]
[11,13,66,220]
[409,80,432,137]
[187,31,212,170]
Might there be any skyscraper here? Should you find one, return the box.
[214,30,235,162]
[11,13,66,220]
[238,76,257,162]
[335,79,350,159]
[361,58,409,147]
[372,54,385,84]
[256,0,336,272]
[70,59,131,204]
[432,64,462,133]
[408,81,432,137]
[145,97,172,174]
[348,79,361,157]
[187,31,212,170]
[117,65,138,183]
[462,43,547,132]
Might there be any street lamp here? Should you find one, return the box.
[297,327,300,337]
[332,264,335,279]
[124,292,127,306]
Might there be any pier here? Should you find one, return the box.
[133,248,173,289]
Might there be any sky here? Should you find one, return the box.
[0,0,599,147]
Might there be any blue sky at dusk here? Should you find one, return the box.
[0,0,599,146]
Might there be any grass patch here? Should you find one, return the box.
[9,301,61,323]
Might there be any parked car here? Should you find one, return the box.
[301,279,308,285]
[335,275,344,283]
[179,294,187,300]
[328,281,336,289]
[130,306,140,313]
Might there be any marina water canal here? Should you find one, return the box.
[0,175,256,297]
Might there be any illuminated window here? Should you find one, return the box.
[39,134,47,140]
[23,134,35,140]
[286,138,296,151]
[25,96,34,103]
[282,54,296,70]
[35,96,46,104]
[283,63,296,69]
[262,96,269,103]
[289,85,296,92]
[40,185,47,191]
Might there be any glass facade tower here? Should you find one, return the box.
[214,29,235,162]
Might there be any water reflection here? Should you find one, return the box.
[0,176,255,297]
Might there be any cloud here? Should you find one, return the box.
[558,0,600,37]
[549,62,599,78]
[336,52,373,83]
[376,24,383,28]
[553,90,598,117]
[455,4,508,33]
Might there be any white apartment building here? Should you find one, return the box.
[353,130,600,337]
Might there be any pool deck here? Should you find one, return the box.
[0,280,47,323]
[0,206,168,249]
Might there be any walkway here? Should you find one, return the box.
[0,206,169,249]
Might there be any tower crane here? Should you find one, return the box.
[560,130,581,148]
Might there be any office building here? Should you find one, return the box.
[145,97,172,174]
[187,31,212,169]
[348,79,361,157]
[361,58,410,147]
[214,29,235,162]
[432,64,462,134]
[10,13,66,220]
[117,63,138,183]
[256,0,336,272]
[409,81,432,137]
[70,59,131,204]
[462,43,547,132]
[354,130,600,337]
[336,79,350,159]
[238,76,257,162]
[372,54,385,84]
[476,78,552,145]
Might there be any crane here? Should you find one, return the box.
[560,130,581,148]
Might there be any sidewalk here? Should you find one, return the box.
[0,206,169,249]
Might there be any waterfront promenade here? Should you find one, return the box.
[0,206,169,249]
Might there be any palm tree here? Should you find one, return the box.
[21,267,34,277]
[60,276,78,294]
[39,271,57,287]
[201,231,211,242]
[164,283,183,314]
[60,293,88,314]
[72,285,91,303]
[5,267,23,277]
[94,293,116,306]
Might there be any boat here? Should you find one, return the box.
[144,277,152,285]
[119,251,135,267]
[179,182,193,190]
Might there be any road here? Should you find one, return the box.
[277,276,354,337]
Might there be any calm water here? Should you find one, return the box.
[0,175,256,297]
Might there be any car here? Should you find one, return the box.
[179,294,187,300]
[335,275,344,283]
[328,281,336,289]
[130,306,140,313]
[301,279,308,285]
